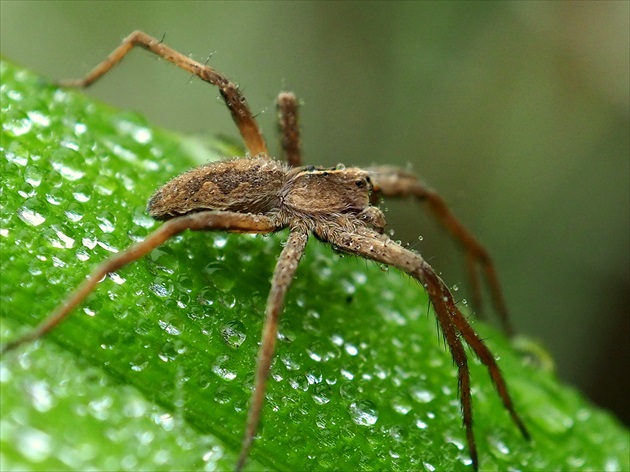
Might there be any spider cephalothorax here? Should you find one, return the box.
[2,31,529,471]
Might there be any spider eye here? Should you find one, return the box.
[355,179,365,188]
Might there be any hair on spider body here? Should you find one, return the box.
[147,156,287,220]
[2,31,529,471]
[149,157,380,232]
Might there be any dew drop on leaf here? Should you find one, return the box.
[348,400,379,426]
[221,320,247,349]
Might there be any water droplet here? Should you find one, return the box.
[50,148,85,181]
[154,412,175,431]
[391,396,412,415]
[604,457,621,471]
[6,88,23,101]
[204,262,235,291]
[46,188,64,206]
[212,355,237,381]
[202,445,226,466]
[219,293,236,309]
[344,343,359,356]
[149,279,173,298]
[18,182,37,198]
[208,383,231,404]
[96,211,116,233]
[197,287,215,306]
[566,456,586,468]
[307,341,332,362]
[61,203,81,224]
[383,307,407,326]
[27,380,53,412]
[389,425,407,442]
[148,248,180,275]
[305,372,322,386]
[445,434,465,451]
[312,383,332,405]
[340,279,356,295]
[27,110,50,127]
[487,435,510,456]
[72,183,92,202]
[16,427,52,462]
[120,393,147,418]
[415,417,428,429]
[341,369,354,380]
[130,360,149,372]
[280,352,301,371]
[288,374,309,392]
[133,211,155,229]
[389,449,401,459]
[133,126,152,144]
[156,341,178,362]
[348,400,379,426]
[51,227,75,249]
[17,203,46,226]
[88,395,113,420]
[576,408,591,422]
[152,449,171,466]
[331,334,344,347]
[423,461,436,472]
[221,320,246,348]
[94,174,118,196]
[106,141,139,164]
[213,235,228,249]
[74,122,87,135]
[278,326,296,343]
[411,388,435,403]
[25,166,43,187]
[339,381,358,400]
[158,320,182,336]
[46,267,65,285]
[82,234,98,250]
[3,110,32,136]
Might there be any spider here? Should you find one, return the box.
[2,31,529,470]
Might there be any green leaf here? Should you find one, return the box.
[1,59,628,471]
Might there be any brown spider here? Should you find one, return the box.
[2,31,529,470]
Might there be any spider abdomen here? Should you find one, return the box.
[147,156,287,220]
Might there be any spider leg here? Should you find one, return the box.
[1,211,278,354]
[58,30,268,156]
[368,166,513,335]
[236,229,309,471]
[276,92,302,167]
[319,225,529,470]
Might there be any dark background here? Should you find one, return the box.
[2,1,628,425]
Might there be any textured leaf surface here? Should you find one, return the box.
[1,60,628,471]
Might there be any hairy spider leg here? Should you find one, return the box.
[369,166,513,335]
[0,212,278,355]
[320,226,529,471]
[236,230,309,471]
[58,30,268,157]
[276,92,302,167]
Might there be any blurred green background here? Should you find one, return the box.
[1,0,628,427]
